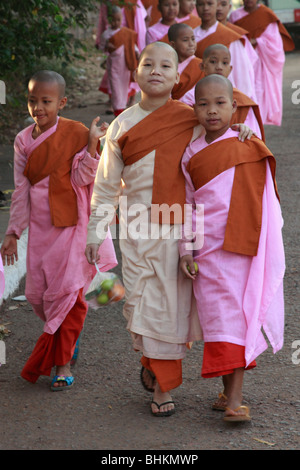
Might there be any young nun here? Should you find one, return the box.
[229,0,295,126]
[179,74,285,421]
[193,0,256,101]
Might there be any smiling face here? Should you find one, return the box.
[201,46,232,78]
[194,76,236,142]
[170,25,196,62]
[27,79,67,135]
[135,43,179,101]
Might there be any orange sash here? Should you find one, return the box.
[172,57,204,100]
[233,5,295,52]
[118,99,199,223]
[195,22,245,58]
[187,136,279,256]
[231,88,265,142]
[109,27,138,72]
[122,0,136,30]
[225,21,249,37]
[24,117,89,227]
[179,14,202,28]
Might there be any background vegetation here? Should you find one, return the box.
[0,0,105,142]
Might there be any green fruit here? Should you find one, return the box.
[97,293,109,304]
[101,279,115,291]
[187,262,198,274]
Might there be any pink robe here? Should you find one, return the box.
[146,19,170,44]
[96,0,147,52]
[179,128,285,366]
[193,21,257,101]
[100,27,138,112]
[6,118,117,334]
[0,256,4,300]
[229,6,285,126]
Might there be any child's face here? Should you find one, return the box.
[194,81,236,141]
[179,0,196,15]
[201,48,232,78]
[159,0,180,22]
[171,26,196,61]
[28,80,67,133]
[135,44,179,99]
[196,0,217,23]
[216,0,231,22]
[110,12,122,30]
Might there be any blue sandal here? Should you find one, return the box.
[51,375,74,391]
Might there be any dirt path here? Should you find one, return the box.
[0,52,299,452]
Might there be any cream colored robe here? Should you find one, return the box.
[87,103,202,359]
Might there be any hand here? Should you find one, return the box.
[85,243,100,265]
[88,116,109,157]
[231,123,256,142]
[106,42,116,53]
[1,234,18,266]
[179,255,197,280]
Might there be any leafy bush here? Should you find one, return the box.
[0,0,99,81]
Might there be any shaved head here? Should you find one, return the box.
[195,73,233,100]
[168,22,193,42]
[29,70,66,98]
[203,43,231,60]
[138,41,179,69]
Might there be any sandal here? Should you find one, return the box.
[212,392,228,411]
[223,405,251,422]
[140,366,156,392]
[51,375,74,392]
[151,399,175,417]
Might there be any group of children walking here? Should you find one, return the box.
[96,0,294,122]
[1,0,288,422]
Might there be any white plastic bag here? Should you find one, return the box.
[85,264,125,309]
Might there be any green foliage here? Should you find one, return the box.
[0,0,100,82]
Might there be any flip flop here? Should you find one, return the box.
[51,375,74,392]
[140,366,156,392]
[223,405,251,422]
[212,392,228,411]
[151,399,175,417]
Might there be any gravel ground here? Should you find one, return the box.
[0,50,299,453]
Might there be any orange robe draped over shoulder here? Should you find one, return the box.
[231,88,265,142]
[118,99,199,223]
[195,22,245,58]
[23,117,89,227]
[187,136,279,256]
[109,26,138,72]
[233,4,295,52]
[172,57,204,101]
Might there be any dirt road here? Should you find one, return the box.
[0,52,299,452]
